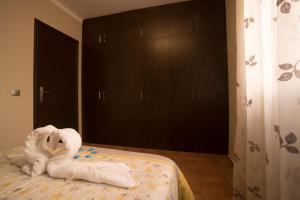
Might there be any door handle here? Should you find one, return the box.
[140,28,144,39]
[140,90,143,100]
[98,90,107,100]
[102,90,106,100]
[39,86,51,103]
[98,90,101,100]
[98,34,102,43]
[145,89,150,99]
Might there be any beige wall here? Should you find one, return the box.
[0,0,82,151]
[225,0,237,157]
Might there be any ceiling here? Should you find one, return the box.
[52,0,190,20]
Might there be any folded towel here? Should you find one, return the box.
[8,125,57,176]
[47,128,137,188]
[8,126,137,188]
[7,154,28,167]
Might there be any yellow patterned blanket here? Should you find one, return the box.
[0,146,194,200]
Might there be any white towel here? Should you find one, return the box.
[7,154,28,167]
[8,126,137,188]
[8,125,57,176]
[47,129,138,188]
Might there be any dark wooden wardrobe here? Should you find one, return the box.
[82,0,229,154]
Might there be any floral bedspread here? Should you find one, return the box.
[0,146,194,200]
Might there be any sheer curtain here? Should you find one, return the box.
[233,0,300,199]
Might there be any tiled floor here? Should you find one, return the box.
[85,143,233,200]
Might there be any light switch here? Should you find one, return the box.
[11,89,20,96]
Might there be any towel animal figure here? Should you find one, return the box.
[46,128,138,189]
[8,125,57,176]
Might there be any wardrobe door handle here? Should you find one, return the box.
[98,90,101,100]
[98,34,102,43]
[140,28,143,39]
[140,90,143,100]
[102,90,106,100]
[103,34,106,43]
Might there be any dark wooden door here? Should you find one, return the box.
[84,44,120,145]
[141,38,172,150]
[117,41,146,147]
[83,45,99,142]
[191,33,228,153]
[193,0,228,153]
[169,34,227,153]
[34,19,78,130]
[83,16,121,144]
[118,12,145,148]
[168,35,194,151]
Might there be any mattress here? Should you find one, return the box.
[0,146,194,200]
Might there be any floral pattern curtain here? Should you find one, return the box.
[233,0,300,199]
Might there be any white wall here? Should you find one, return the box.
[0,0,82,150]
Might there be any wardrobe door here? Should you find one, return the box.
[97,44,121,145]
[117,41,146,147]
[189,34,228,154]
[141,38,172,150]
[139,40,152,149]
[168,36,195,151]
[169,33,228,153]
[84,44,121,145]
[191,0,228,153]
[83,45,99,143]
[189,35,214,153]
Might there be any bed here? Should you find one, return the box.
[0,146,194,200]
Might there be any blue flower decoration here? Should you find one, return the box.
[85,155,92,158]
[91,151,97,154]
[87,148,95,152]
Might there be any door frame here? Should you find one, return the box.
[33,19,79,130]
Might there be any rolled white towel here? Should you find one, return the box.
[47,129,137,188]
[74,161,137,188]
[7,154,28,167]
[8,125,57,177]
